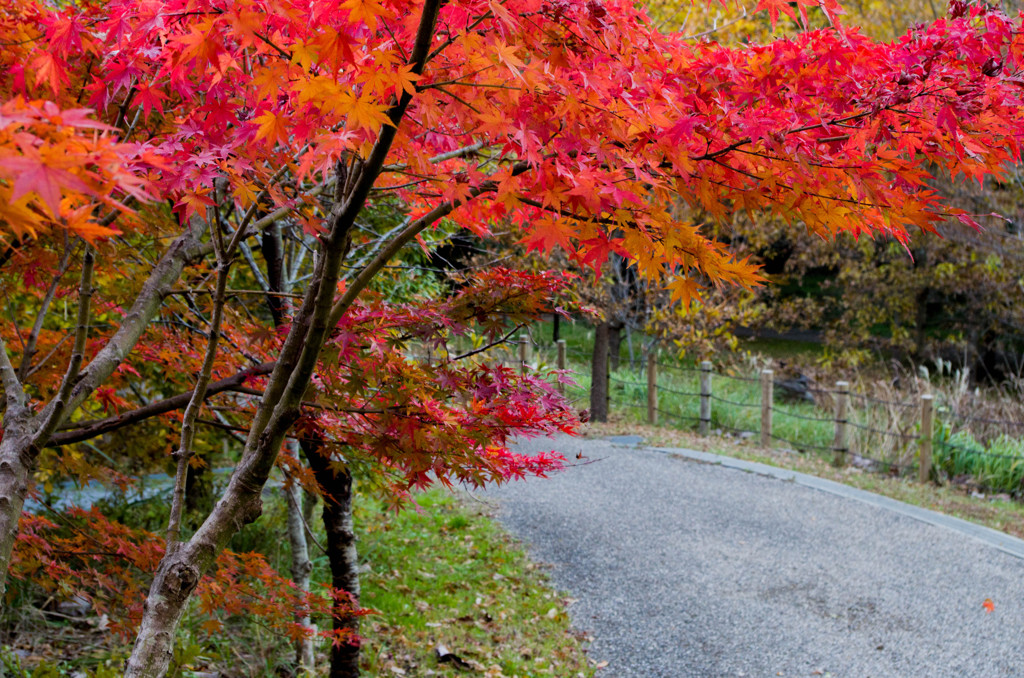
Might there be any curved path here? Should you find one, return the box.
[485,437,1024,678]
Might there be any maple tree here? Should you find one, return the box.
[647,0,1024,375]
[2,0,1024,673]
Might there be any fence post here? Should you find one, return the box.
[699,361,712,436]
[833,381,849,467]
[761,369,773,448]
[519,334,529,375]
[556,339,567,395]
[647,348,657,425]
[919,394,934,483]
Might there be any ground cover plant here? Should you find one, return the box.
[357,490,594,677]
[3,488,593,677]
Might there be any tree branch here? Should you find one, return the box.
[60,223,209,418]
[328,161,531,328]
[26,224,209,451]
[46,362,276,447]
[166,220,233,552]
[0,335,26,413]
[32,246,94,448]
[18,239,73,381]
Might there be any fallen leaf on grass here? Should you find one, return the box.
[435,643,473,669]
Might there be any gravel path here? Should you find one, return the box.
[485,437,1024,678]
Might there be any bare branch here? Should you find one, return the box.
[18,238,74,381]
[61,223,208,417]
[32,246,95,447]
[238,241,273,293]
[46,362,275,447]
[451,324,525,361]
[24,334,72,379]
[167,217,233,552]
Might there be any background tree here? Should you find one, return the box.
[643,0,1024,376]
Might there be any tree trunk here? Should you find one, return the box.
[284,442,316,673]
[124,3,442,669]
[265,220,317,672]
[124,549,206,676]
[0,413,36,610]
[608,322,622,372]
[590,321,609,423]
[551,313,560,343]
[303,440,361,678]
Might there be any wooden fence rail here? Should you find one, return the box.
[572,345,935,477]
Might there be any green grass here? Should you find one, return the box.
[556,353,836,454]
[357,489,594,677]
[4,487,594,678]
[934,430,1024,493]
[529,318,1024,497]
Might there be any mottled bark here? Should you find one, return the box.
[0,413,34,609]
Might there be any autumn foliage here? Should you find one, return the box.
[3,0,1024,672]
[4,0,1022,296]
[14,509,366,645]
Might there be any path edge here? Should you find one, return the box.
[642,444,1024,561]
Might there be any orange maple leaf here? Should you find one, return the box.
[254,111,290,146]
[983,598,995,613]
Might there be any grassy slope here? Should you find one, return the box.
[357,490,595,677]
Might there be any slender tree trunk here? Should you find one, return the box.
[303,439,361,678]
[0,412,36,610]
[302,488,318,535]
[590,321,609,422]
[608,322,622,372]
[284,442,316,673]
[551,313,560,343]
[125,4,444,670]
[263,219,317,672]
[184,461,213,526]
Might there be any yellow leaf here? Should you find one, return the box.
[346,94,394,132]
[253,111,289,145]
[340,0,387,31]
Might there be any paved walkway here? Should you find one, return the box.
[485,437,1024,678]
